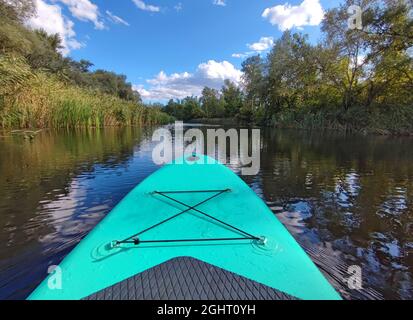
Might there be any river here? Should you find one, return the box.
[0,124,412,300]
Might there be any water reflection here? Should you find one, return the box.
[256,129,413,300]
[0,127,160,299]
[0,126,412,300]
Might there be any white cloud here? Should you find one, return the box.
[135,60,242,101]
[213,0,226,6]
[132,0,160,13]
[106,10,130,26]
[248,37,274,52]
[198,60,241,81]
[27,0,83,55]
[232,53,248,58]
[262,0,324,31]
[133,85,152,98]
[147,71,192,86]
[53,0,105,29]
[232,37,273,59]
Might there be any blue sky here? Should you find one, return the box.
[27,0,342,102]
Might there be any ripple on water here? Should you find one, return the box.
[0,126,412,300]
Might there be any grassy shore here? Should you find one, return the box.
[0,55,172,129]
[267,107,413,136]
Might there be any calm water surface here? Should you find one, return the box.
[0,125,412,300]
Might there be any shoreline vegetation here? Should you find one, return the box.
[0,54,172,129]
[162,1,413,136]
[0,1,172,130]
[1,1,412,135]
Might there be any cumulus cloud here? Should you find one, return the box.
[213,0,226,6]
[106,10,130,26]
[135,60,242,101]
[197,60,241,81]
[232,37,274,59]
[262,0,324,31]
[132,0,160,13]
[53,0,105,29]
[27,0,83,55]
[248,37,274,52]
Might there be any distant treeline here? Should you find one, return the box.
[163,80,243,121]
[0,0,172,129]
[163,0,413,134]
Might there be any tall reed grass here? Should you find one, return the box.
[0,54,172,129]
[269,106,413,135]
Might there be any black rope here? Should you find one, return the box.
[116,189,229,244]
[114,189,260,247]
[152,189,230,194]
[122,237,258,245]
[154,191,258,239]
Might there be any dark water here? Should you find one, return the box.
[0,125,412,300]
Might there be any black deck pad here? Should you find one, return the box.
[84,257,296,300]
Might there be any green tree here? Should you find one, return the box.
[322,0,371,110]
[221,79,243,117]
[361,0,413,108]
[266,32,317,112]
[183,96,204,120]
[0,0,41,55]
[322,0,413,111]
[240,55,266,122]
[0,0,35,23]
[72,59,94,73]
[241,55,265,107]
[201,87,224,118]
[165,99,182,119]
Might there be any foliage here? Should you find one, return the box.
[200,87,225,118]
[0,0,171,129]
[221,79,243,117]
[163,0,412,134]
[0,0,140,102]
[163,81,243,121]
[164,97,204,121]
[0,54,171,128]
[5,0,410,133]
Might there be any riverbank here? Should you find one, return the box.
[0,55,172,129]
[267,107,413,136]
[0,5,172,130]
[187,118,239,126]
[187,110,413,136]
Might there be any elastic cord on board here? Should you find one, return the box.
[114,189,261,247]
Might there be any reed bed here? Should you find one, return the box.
[0,54,172,129]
